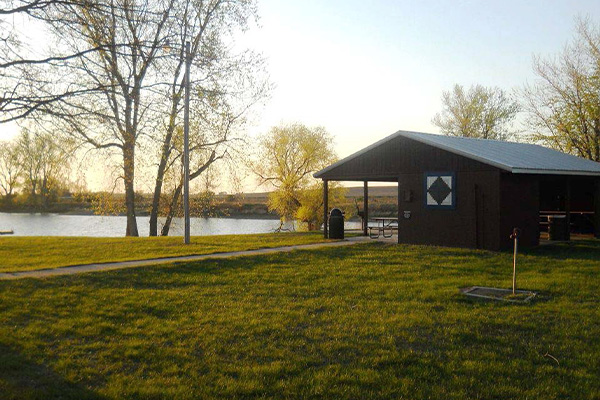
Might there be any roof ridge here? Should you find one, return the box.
[402,130,540,146]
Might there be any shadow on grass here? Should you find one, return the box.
[0,343,104,400]
[50,244,377,290]
[522,239,600,261]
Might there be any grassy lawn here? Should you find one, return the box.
[0,233,332,273]
[0,240,599,399]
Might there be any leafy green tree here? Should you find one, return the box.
[294,182,345,231]
[433,84,520,140]
[522,17,600,161]
[252,123,343,231]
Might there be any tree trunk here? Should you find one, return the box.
[29,179,37,208]
[160,182,183,236]
[149,60,185,236]
[123,143,139,237]
[41,176,48,210]
[149,173,164,236]
[156,152,219,236]
[149,135,173,236]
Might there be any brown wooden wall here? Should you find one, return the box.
[499,173,540,249]
[321,136,505,250]
[397,170,501,250]
[320,136,499,181]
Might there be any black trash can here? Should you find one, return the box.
[329,208,344,239]
[548,215,569,241]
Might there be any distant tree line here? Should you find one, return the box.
[0,128,74,210]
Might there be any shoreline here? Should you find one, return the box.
[0,210,282,220]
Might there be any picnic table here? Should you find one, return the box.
[368,217,398,239]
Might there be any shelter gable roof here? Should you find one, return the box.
[314,130,600,178]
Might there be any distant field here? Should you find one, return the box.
[1,186,398,217]
[241,185,399,199]
[0,233,332,272]
[0,240,599,399]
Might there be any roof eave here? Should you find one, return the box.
[313,131,403,179]
[511,168,600,176]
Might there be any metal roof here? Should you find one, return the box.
[315,130,600,178]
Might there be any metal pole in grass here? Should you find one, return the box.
[183,41,191,245]
[510,228,520,294]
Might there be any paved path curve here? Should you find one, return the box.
[0,237,370,281]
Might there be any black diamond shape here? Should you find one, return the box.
[428,177,452,205]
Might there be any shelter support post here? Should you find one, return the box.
[363,181,369,236]
[565,178,571,241]
[183,41,191,245]
[594,179,600,239]
[323,180,329,238]
[398,177,401,244]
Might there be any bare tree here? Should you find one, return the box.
[147,0,269,236]
[0,139,22,197]
[16,127,73,208]
[523,17,600,161]
[2,0,268,236]
[433,84,520,140]
[1,0,167,233]
[1,1,114,122]
[1,1,80,15]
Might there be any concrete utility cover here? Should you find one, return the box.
[461,286,536,303]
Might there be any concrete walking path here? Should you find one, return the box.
[0,237,370,281]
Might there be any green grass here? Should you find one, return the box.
[0,233,332,272]
[0,240,599,399]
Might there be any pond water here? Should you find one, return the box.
[0,213,362,237]
[0,213,282,237]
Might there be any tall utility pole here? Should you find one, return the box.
[183,41,191,244]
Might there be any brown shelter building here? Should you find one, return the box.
[314,131,600,251]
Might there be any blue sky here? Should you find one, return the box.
[246,0,600,160]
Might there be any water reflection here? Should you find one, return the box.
[0,213,361,237]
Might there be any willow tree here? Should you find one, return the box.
[433,84,520,140]
[523,17,600,161]
[252,123,343,231]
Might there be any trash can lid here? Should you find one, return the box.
[330,208,343,216]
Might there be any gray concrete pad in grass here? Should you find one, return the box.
[461,286,537,303]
